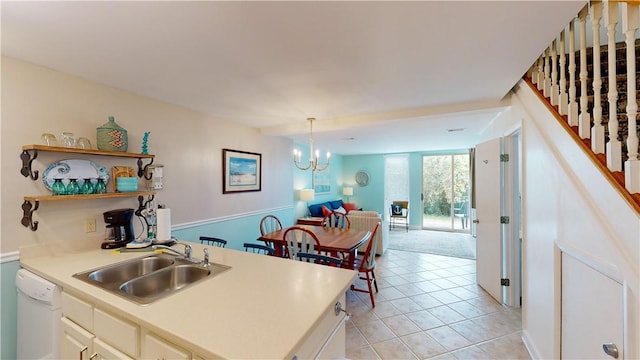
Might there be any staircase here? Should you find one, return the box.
[527,1,640,214]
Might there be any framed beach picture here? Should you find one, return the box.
[222,149,262,194]
[313,169,331,194]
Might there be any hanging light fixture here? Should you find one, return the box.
[293,117,331,171]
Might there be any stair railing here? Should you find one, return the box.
[528,0,640,196]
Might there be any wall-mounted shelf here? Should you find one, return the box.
[20,145,157,231]
[20,145,155,180]
[24,191,155,202]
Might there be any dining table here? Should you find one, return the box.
[258,225,371,268]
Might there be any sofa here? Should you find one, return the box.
[348,211,388,256]
[307,200,387,256]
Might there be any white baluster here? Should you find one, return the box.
[559,29,568,115]
[551,38,559,106]
[568,19,579,126]
[543,47,551,97]
[622,3,640,193]
[591,1,605,154]
[578,7,591,139]
[536,55,545,88]
[605,1,622,172]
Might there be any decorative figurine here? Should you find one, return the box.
[141,132,150,154]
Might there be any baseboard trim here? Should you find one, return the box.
[521,330,539,360]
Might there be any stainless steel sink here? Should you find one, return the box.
[73,253,230,304]
[87,255,174,286]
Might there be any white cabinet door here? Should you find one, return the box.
[142,333,190,360]
[474,137,503,302]
[61,317,94,360]
[561,253,624,359]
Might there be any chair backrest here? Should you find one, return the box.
[283,226,321,260]
[322,211,350,229]
[259,215,283,235]
[296,252,342,267]
[243,242,275,256]
[199,236,227,248]
[359,222,381,272]
[391,201,408,217]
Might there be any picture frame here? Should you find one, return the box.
[313,169,331,194]
[222,148,261,194]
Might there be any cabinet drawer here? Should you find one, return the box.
[94,338,133,360]
[62,292,93,331]
[142,333,190,360]
[93,308,139,357]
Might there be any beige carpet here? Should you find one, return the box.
[387,229,476,259]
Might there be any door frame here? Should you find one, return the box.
[503,127,522,307]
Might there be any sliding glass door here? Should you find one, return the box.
[422,153,470,232]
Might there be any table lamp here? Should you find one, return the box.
[342,187,353,202]
[299,189,315,215]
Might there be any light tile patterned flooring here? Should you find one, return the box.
[345,248,529,359]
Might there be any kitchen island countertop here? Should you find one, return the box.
[20,241,357,359]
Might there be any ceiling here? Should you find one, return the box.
[1,1,586,155]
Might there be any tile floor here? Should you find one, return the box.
[345,248,530,359]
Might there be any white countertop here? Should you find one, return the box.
[20,241,357,359]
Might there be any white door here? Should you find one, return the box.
[561,253,624,359]
[474,137,503,303]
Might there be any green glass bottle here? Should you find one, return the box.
[80,178,94,194]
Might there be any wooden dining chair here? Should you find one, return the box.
[283,226,321,260]
[243,242,275,256]
[349,221,381,307]
[259,215,283,235]
[322,211,350,230]
[259,215,285,256]
[296,252,342,267]
[199,236,227,248]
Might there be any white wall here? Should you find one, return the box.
[1,56,293,254]
[513,80,639,359]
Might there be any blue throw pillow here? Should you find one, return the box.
[308,203,324,217]
[329,200,344,210]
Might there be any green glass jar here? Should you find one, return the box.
[80,178,94,194]
[52,178,66,196]
[66,178,80,195]
[95,178,107,194]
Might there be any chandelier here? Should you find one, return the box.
[293,117,331,171]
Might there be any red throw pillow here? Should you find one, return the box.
[321,205,332,217]
[343,203,358,212]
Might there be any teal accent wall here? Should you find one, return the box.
[1,260,20,360]
[343,155,385,214]
[172,208,295,250]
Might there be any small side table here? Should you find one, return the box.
[296,217,325,226]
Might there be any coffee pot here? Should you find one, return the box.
[101,208,135,249]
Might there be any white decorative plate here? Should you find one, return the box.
[42,159,110,190]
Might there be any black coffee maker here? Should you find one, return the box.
[101,208,135,249]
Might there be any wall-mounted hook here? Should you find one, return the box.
[21,200,39,231]
[137,157,155,179]
[20,150,39,180]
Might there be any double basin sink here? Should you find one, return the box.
[73,253,230,304]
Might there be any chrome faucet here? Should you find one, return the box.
[153,243,194,262]
[202,248,210,267]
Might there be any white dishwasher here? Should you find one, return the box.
[16,268,61,360]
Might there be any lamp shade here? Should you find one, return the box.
[299,189,315,201]
[342,187,353,196]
